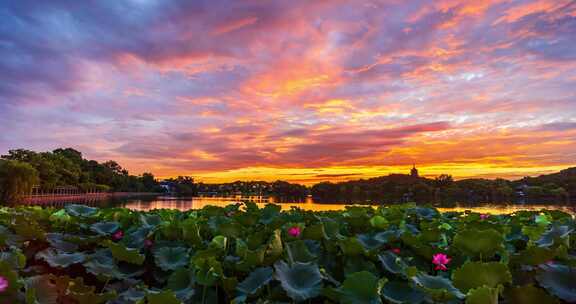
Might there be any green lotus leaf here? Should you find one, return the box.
[505,284,559,304]
[522,225,547,242]
[453,228,504,258]
[36,248,85,268]
[218,221,245,238]
[0,226,14,247]
[535,213,552,226]
[260,204,281,224]
[452,262,511,292]
[515,246,556,265]
[399,231,434,257]
[536,264,576,302]
[322,218,345,240]
[237,266,273,295]
[381,281,426,304]
[0,249,26,270]
[154,246,190,271]
[536,225,573,247]
[344,258,379,277]
[49,209,71,223]
[68,283,117,304]
[333,271,384,304]
[117,261,146,278]
[117,288,147,303]
[46,233,78,252]
[411,207,438,220]
[302,223,325,240]
[83,249,122,279]
[140,214,163,227]
[357,233,386,251]
[147,290,182,304]
[438,223,452,231]
[339,237,365,256]
[194,257,223,286]
[13,215,45,241]
[235,240,266,269]
[274,261,323,302]
[378,252,408,275]
[264,229,283,264]
[210,235,227,250]
[167,268,196,301]
[105,240,145,265]
[90,221,120,235]
[412,274,465,300]
[124,227,152,249]
[374,230,399,243]
[65,204,98,217]
[246,230,266,249]
[286,240,316,263]
[24,275,59,304]
[181,218,202,246]
[465,286,499,304]
[370,215,389,229]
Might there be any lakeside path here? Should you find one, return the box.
[21,192,160,205]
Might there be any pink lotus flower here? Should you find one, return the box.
[391,248,401,254]
[225,211,235,217]
[480,214,490,220]
[144,239,154,248]
[0,276,8,293]
[432,253,451,271]
[112,230,124,240]
[288,226,301,238]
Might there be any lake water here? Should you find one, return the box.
[31,195,576,215]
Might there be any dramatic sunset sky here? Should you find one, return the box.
[1,0,575,184]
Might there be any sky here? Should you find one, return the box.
[1,0,575,184]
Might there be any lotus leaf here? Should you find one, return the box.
[536,264,576,302]
[506,284,559,304]
[36,248,85,268]
[90,221,120,235]
[453,228,504,258]
[153,246,190,271]
[65,204,98,217]
[452,262,511,292]
[381,281,426,304]
[106,241,145,265]
[331,271,384,304]
[274,261,323,302]
[237,266,273,295]
[465,286,499,304]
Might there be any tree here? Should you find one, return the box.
[434,174,454,188]
[141,173,158,191]
[0,160,39,205]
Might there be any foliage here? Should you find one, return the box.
[0,203,574,303]
[0,160,39,204]
[311,169,576,204]
[1,148,163,195]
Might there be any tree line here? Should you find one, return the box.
[1,147,573,205]
[310,170,574,205]
[0,148,164,203]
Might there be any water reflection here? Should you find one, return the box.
[22,195,576,214]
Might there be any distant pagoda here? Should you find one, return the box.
[410,164,419,177]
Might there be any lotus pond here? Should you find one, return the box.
[0,203,574,303]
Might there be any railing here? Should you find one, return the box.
[22,191,160,205]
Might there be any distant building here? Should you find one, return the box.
[410,164,419,178]
[159,181,175,193]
